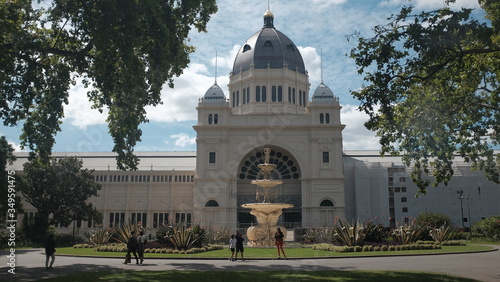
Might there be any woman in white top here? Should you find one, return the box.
[137,231,147,264]
[228,234,236,261]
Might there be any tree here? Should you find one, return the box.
[0,0,217,170]
[0,136,22,226]
[349,0,500,193]
[19,156,102,242]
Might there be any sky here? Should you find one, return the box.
[0,0,484,153]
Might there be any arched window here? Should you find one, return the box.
[326,113,330,124]
[205,200,219,207]
[256,86,261,102]
[232,92,235,107]
[262,86,267,102]
[288,87,291,102]
[292,88,296,104]
[319,113,324,124]
[214,114,218,124]
[243,88,246,104]
[299,90,302,106]
[272,86,277,102]
[320,199,334,206]
[278,86,283,102]
[208,114,213,124]
[247,87,250,103]
[236,90,240,106]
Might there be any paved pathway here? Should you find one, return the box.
[1,246,499,281]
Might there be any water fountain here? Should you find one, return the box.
[242,148,293,246]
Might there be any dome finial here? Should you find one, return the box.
[320,48,323,83]
[215,51,218,84]
[263,1,274,28]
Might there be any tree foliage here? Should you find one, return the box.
[349,0,500,193]
[19,156,102,239]
[0,0,217,169]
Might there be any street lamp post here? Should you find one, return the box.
[466,193,472,238]
[457,189,465,229]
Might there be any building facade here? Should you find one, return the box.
[8,9,500,236]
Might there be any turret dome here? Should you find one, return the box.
[203,82,226,103]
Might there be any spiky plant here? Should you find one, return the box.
[165,223,204,250]
[429,222,455,243]
[391,221,423,244]
[333,219,366,246]
[90,228,112,245]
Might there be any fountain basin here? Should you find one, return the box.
[242,203,293,246]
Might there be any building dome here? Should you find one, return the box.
[232,10,306,75]
[312,82,336,102]
[203,82,226,102]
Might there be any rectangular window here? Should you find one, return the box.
[402,207,408,213]
[209,152,216,163]
[401,197,407,203]
[153,213,169,228]
[322,151,329,163]
[175,213,192,225]
[109,212,124,228]
[131,212,147,228]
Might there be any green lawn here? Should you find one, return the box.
[40,270,478,282]
[57,244,493,259]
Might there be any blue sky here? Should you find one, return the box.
[1,0,483,153]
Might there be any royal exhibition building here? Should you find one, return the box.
[8,9,500,239]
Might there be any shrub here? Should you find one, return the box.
[205,226,231,244]
[354,246,363,252]
[416,212,454,241]
[381,245,389,251]
[389,245,397,251]
[472,216,500,241]
[364,222,389,243]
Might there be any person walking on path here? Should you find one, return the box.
[44,234,56,270]
[235,230,245,261]
[228,234,236,261]
[124,231,139,264]
[274,227,287,259]
[137,231,147,264]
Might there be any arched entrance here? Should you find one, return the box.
[236,146,302,229]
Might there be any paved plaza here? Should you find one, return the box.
[1,246,499,281]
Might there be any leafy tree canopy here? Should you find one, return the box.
[0,0,217,169]
[349,0,500,194]
[20,156,102,236]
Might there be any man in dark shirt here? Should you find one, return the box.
[44,234,56,270]
[235,230,245,261]
[124,231,139,264]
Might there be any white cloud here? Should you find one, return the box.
[414,0,480,9]
[341,104,380,150]
[380,0,480,9]
[8,140,24,152]
[168,133,196,148]
[64,82,108,129]
[298,46,321,85]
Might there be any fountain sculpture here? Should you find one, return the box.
[242,148,293,246]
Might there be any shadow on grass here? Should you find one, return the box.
[38,269,478,282]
